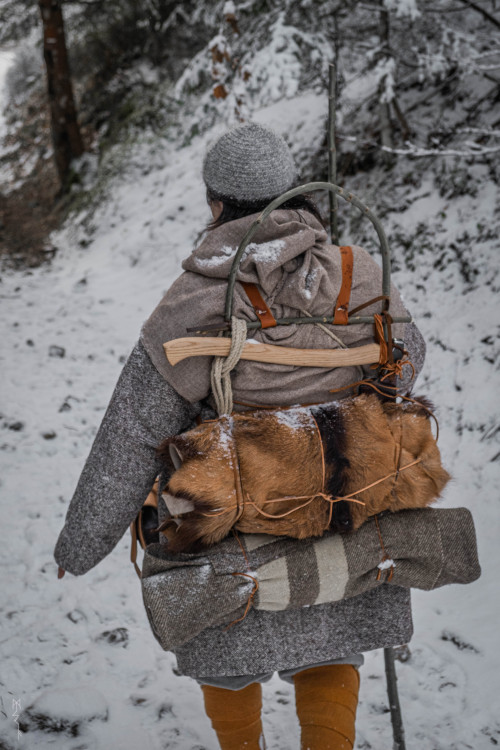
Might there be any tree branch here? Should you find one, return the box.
[382,142,500,156]
[336,133,500,157]
[454,0,500,29]
[61,0,105,6]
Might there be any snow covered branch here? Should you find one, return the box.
[337,132,500,158]
[381,142,500,157]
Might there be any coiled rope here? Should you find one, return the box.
[210,316,248,416]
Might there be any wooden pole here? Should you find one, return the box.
[328,63,339,245]
[377,0,395,167]
[384,647,407,749]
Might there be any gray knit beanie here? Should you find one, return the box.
[203,122,298,203]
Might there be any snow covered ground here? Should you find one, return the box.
[1,86,499,748]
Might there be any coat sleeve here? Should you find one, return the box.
[398,320,426,393]
[54,341,201,576]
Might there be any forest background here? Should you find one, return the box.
[0,0,499,748]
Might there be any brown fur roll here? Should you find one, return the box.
[157,394,450,552]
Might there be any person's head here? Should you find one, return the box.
[202,122,323,229]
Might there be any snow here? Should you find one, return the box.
[0,84,499,750]
[217,416,235,461]
[377,57,396,104]
[275,407,317,432]
[197,239,286,268]
[196,252,234,268]
[243,238,286,264]
[384,0,420,21]
[29,687,109,724]
[247,13,303,102]
[303,267,319,300]
[377,558,396,571]
[0,46,15,138]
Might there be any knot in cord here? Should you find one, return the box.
[210,316,248,416]
[380,357,415,382]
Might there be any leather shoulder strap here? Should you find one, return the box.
[333,245,354,325]
[240,282,277,329]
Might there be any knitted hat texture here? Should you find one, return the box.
[203,122,298,203]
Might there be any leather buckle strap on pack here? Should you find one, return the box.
[373,311,394,367]
[241,282,277,329]
[242,248,353,327]
[333,246,353,325]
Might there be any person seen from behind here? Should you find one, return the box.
[55,122,426,749]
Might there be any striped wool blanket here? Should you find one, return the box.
[141,507,480,652]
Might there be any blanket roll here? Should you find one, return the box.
[141,507,480,652]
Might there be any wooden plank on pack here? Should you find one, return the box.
[164,338,380,368]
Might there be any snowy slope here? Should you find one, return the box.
[1,88,499,749]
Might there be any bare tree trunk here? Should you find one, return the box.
[378,1,395,166]
[38,0,84,188]
[392,96,411,141]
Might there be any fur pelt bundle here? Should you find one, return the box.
[157,394,450,553]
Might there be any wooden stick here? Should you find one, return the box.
[164,338,380,368]
[328,62,338,245]
[384,647,407,750]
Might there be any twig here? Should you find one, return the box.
[334,131,500,157]
[382,143,500,156]
[449,126,500,136]
[328,62,339,245]
[455,0,500,29]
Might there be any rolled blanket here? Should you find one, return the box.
[141,507,480,652]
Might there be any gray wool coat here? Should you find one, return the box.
[55,208,427,681]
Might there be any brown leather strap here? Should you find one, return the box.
[373,312,394,366]
[130,479,159,580]
[144,480,159,509]
[241,282,277,329]
[333,246,353,325]
[130,519,142,579]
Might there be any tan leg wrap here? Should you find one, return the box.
[293,664,360,750]
[201,682,265,750]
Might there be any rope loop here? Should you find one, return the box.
[210,316,248,416]
[224,572,259,631]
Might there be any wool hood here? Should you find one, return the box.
[141,208,408,405]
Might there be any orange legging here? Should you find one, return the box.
[201,664,359,750]
[202,682,265,750]
[294,665,360,750]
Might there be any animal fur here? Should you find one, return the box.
[157,394,450,553]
